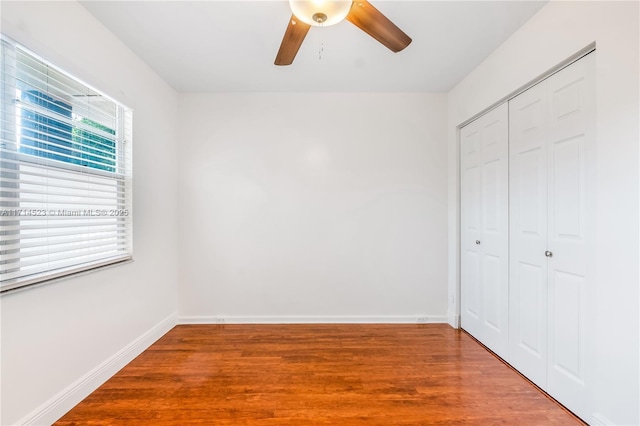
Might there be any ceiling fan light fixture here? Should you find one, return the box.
[289,0,353,27]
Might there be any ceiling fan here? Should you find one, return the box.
[275,0,412,66]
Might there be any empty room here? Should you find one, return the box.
[0,1,638,425]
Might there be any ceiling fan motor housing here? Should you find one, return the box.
[289,0,353,27]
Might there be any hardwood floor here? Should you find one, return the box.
[56,324,582,425]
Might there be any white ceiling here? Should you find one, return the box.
[81,1,547,93]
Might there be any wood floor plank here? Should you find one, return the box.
[55,324,583,425]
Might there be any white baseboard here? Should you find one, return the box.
[591,413,615,425]
[178,315,448,324]
[18,312,178,426]
[447,311,460,329]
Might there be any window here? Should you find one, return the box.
[0,36,133,293]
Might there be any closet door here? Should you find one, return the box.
[545,53,595,420]
[508,81,549,388]
[460,103,509,358]
[509,52,595,420]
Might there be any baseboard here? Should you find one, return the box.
[447,311,460,329]
[18,312,178,426]
[178,315,448,324]
[591,413,615,425]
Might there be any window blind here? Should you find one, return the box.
[0,36,133,293]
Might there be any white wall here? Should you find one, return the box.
[447,1,639,424]
[178,93,448,323]
[0,2,179,425]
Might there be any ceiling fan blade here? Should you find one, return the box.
[275,15,312,66]
[346,0,412,53]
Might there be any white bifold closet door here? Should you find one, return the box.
[460,103,509,359]
[509,52,595,420]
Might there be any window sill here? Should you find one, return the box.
[0,256,133,296]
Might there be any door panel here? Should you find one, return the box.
[463,249,480,320]
[550,270,585,382]
[480,117,509,358]
[546,53,595,420]
[517,262,544,356]
[461,102,509,359]
[552,136,584,238]
[483,159,500,231]
[464,165,481,232]
[483,253,501,330]
[461,157,482,337]
[464,128,481,157]
[517,148,544,234]
[509,81,548,388]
